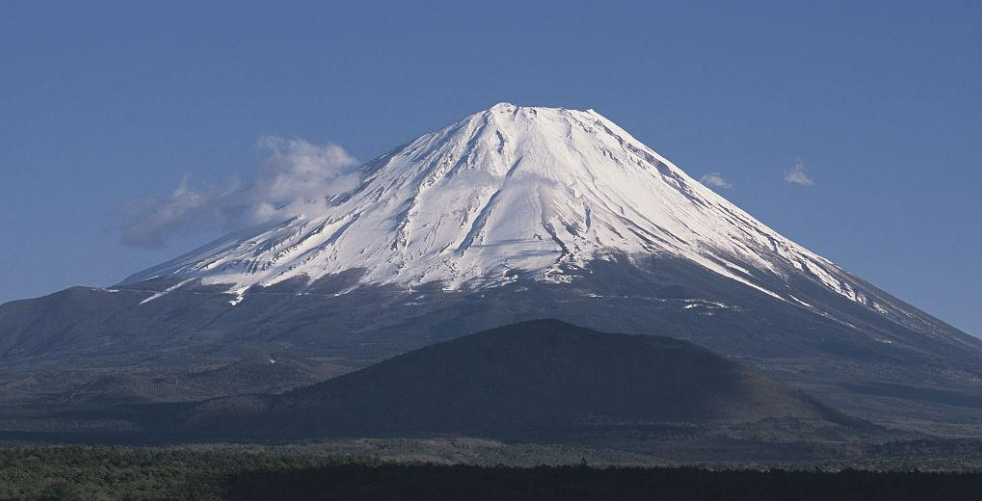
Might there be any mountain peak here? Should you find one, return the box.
[487,101,518,111]
[480,102,601,123]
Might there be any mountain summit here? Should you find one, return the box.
[126,104,911,326]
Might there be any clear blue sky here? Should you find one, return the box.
[1,1,980,336]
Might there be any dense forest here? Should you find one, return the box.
[2,447,982,501]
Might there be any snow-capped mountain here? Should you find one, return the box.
[5,103,982,430]
[125,103,913,325]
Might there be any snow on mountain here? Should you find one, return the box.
[123,103,903,321]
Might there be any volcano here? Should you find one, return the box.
[126,103,922,315]
[2,103,980,431]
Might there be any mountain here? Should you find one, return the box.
[180,320,867,440]
[121,103,933,326]
[1,103,981,432]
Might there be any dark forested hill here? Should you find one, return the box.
[182,320,864,439]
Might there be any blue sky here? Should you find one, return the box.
[1,1,980,335]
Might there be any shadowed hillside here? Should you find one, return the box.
[185,320,865,439]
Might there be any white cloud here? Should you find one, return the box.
[121,137,359,248]
[699,172,733,189]
[784,158,814,186]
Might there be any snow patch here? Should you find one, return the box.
[139,279,194,305]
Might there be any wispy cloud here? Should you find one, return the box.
[699,172,733,189]
[121,137,359,248]
[784,158,814,186]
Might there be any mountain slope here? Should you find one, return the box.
[183,320,864,438]
[61,354,345,405]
